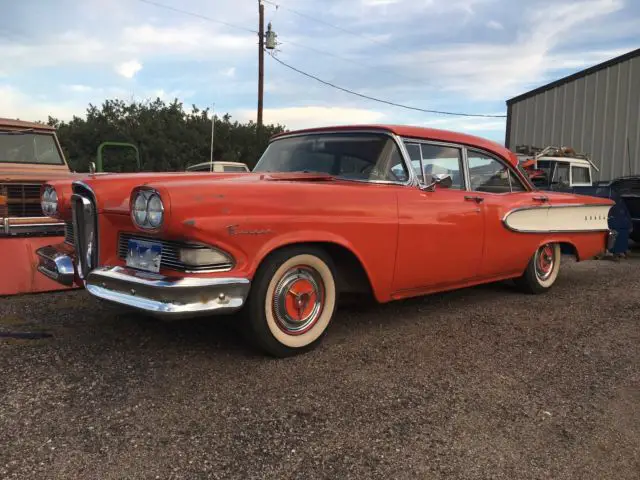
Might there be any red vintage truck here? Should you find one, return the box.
[0,118,79,295]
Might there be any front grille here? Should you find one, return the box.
[118,232,233,272]
[64,220,75,246]
[0,183,44,218]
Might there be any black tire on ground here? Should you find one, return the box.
[514,243,561,294]
[242,246,338,357]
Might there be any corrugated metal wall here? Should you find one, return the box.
[506,54,640,182]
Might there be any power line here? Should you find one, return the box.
[262,0,404,54]
[277,36,435,88]
[136,0,258,34]
[266,52,507,118]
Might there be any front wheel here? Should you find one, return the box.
[514,243,561,294]
[243,247,338,357]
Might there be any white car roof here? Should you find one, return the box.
[537,156,592,167]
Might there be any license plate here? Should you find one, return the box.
[126,239,162,273]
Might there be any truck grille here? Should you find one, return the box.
[0,183,44,218]
[118,233,233,272]
[64,220,75,246]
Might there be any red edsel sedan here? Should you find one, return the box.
[37,125,614,356]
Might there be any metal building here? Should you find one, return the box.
[505,48,640,182]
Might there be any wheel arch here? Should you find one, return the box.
[251,234,378,301]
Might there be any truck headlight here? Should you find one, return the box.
[179,247,233,267]
[41,186,58,216]
[132,190,163,229]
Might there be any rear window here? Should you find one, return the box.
[571,166,591,184]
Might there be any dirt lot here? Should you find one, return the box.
[1,254,639,480]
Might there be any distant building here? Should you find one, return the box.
[505,48,640,182]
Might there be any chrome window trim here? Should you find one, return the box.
[259,129,417,187]
[465,147,530,194]
[402,139,466,190]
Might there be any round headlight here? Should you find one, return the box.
[41,187,58,216]
[147,194,164,228]
[133,192,148,226]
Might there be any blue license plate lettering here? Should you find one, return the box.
[126,239,162,273]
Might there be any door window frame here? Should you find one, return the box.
[401,137,530,194]
[465,147,528,194]
[570,164,592,186]
[402,139,467,190]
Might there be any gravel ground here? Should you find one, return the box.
[1,253,639,480]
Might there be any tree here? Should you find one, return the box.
[48,98,287,172]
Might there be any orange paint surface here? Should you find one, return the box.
[0,237,78,296]
[41,125,613,303]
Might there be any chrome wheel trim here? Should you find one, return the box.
[272,265,325,336]
[535,244,555,281]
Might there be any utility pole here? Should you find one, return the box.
[257,0,265,130]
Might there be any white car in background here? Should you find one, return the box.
[186,161,250,173]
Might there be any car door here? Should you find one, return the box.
[466,149,548,278]
[393,141,485,293]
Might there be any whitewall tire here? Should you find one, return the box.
[243,247,337,357]
[515,243,561,294]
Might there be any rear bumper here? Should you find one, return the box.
[85,266,251,319]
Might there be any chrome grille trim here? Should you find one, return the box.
[71,182,99,279]
[118,232,234,273]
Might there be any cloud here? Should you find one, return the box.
[66,84,95,93]
[223,67,236,78]
[400,0,626,100]
[486,20,503,30]
[115,60,143,78]
[0,85,84,122]
[234,106,386,130]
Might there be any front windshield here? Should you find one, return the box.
[0,132,64,165]
[253,133,409,182]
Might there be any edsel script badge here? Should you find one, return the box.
[227,224,273,236]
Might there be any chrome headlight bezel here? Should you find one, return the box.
[41,186,58,216]
[131,189,164,230]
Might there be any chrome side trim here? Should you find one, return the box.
[36,246,75,286]
[85,266,251,319]
[502,203,613,233]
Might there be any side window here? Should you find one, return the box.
[404,143,422,177]
[552,162,570,186]
[571,166,591,184]
[468,151,512,193]
[420,144,464,189]
[380,139,409,182]
[509,170,527,192]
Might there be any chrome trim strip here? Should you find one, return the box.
[85,266,251,319]
[502,203,613,233]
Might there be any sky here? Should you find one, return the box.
[0,0,638,144]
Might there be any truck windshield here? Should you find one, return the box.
[0,132,64,165]
[253,133,409,182]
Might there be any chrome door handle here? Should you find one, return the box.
[464,196,484,204]
[532,195,549,202]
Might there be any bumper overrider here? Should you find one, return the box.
[36,247,250,319]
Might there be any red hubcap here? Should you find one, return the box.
[535,244,555,280]
[272,266,325,335]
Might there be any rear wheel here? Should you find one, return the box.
[514,243,561,294]
[243,247,337,357]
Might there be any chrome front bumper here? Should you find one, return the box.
[85,266,250,319]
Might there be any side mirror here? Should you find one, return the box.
[420,173,453,192]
